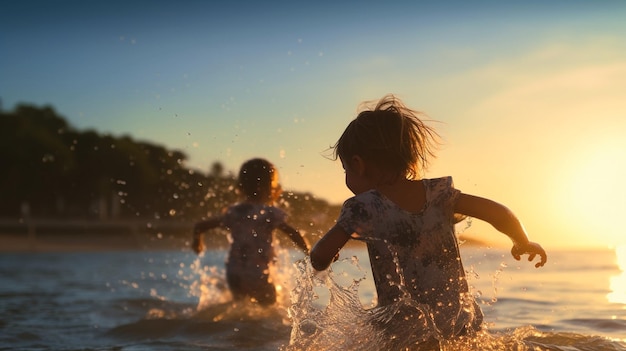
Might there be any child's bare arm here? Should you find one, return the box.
[455,193,547,267]
[278,222,310,254]
[192,217,222,254]
[310,225,352,271]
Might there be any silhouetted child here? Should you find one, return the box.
[310,95,547,340]
[192,158,309,306]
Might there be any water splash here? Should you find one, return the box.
[284,256,439,351]
[189,258,232,310]
[188,241,300,323]
[282,256,626,351]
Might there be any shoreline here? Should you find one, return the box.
[0,218,196,252]
[0,233,493,253]
[0,232,196,253]
[0,218,495,253]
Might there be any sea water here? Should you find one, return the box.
[1,244,625,350]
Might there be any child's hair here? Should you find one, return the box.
[333,94,440,180]
[237,158,280,202]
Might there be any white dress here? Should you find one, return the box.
[221,202,287,303]
[336,176,483,337]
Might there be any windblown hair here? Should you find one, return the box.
[333,94,440,180]
[237,158,279,201]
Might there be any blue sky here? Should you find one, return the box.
[2,0,626,248]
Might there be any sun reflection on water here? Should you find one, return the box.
[607,245,626,305]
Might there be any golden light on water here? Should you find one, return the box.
[607,245,626,305]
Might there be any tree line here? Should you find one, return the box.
[0,103,341,237]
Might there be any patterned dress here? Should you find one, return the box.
[336,177,483,337]
[221,202,287,304]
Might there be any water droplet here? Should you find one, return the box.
[299,320,318,335]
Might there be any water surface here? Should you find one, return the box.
[1,245,625,350]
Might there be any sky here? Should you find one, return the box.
[2,0,626,249]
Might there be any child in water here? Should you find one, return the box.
[192,158,310,306]
[310,95,547,340]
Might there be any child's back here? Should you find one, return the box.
[193,158,309,306]
[338,178,482,337]
[222,202,285,278]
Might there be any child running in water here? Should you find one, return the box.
[192,158,309,306]
[310,95,547,340]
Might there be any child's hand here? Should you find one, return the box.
[511,241,547,268]
[191,236,205,255]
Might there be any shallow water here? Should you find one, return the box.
[1,245,625,350]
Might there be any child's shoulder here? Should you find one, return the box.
[423,176,460,207]
[422,176,455,192]
[347,189,382,203]
[423,176,453,186]
[342,190,390,213]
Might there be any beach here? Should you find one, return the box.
[0,218,206,252]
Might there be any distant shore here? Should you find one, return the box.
[0,218,492,253]
[0,218,200,252]
[0,231,199,252]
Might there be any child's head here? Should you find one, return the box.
[333,94,440,181]
[237,158,281,203]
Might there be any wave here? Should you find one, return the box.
[105,300,292,350]
[561,318,626,333]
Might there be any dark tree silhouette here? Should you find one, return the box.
[0,102,341,243]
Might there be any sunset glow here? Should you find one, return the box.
[1,1,625,249]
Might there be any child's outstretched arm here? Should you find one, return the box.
[278,222,310,254]
[310,225,352,271]
[455,193,547,268]
[192,217,222,254]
